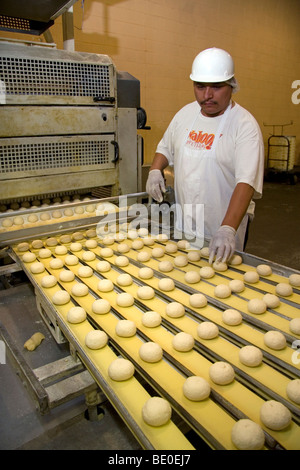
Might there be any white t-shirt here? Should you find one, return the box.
[156,101,264,245]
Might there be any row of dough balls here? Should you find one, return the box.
[16,230,97,251]
[255,264,300,288]
[0,195,94,212]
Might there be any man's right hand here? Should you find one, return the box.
[146,169,166,202]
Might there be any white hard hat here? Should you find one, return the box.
[190,47,235,83]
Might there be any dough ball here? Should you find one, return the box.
[263,293,280,309]
[214,284,231,299]
[63,208,74,217]
[289,274,300,287]
[172,332,194,352]
[156,233,168,242]
[137,227,149,238]
[46,237,58,247]
[256,264,272,276]
[82,250,96,261]
[137,286,155,300]
[108,358,135,381]
[183,376,211,401]
[158,278,175,291]
[239,345,263,367]
[247,298,267,315]
[17,242,30,252]
[59,234,72,244]
[115,255,129,267]
[137,251,151,262]
[39,248,52,258]
[174,255,188,267]
[228,254,243,266]
[85,330,108,349]
[1,218,13,228]
[52,290,70,305]
[31,239,44,249]
[30,261,45,274]
[71,282,89,297]
[290,318,300,335]
[115,319,136,337]
[117,273,133,287]
[139,342,163,363]
[286,379,300,404]
[142,311,162,328]
[165,242,178,254]
[212,260,228,272]
[97,279,114,292]
[231,419,265,450]
[199,266,215,279]
[177,240,190,249]
[85,239,98,249]
[165,302,185,318]
[275,282,293,297]
[152,247,165,258]
[244,271,259,284]
[197,322,219,339]
[189,293,207,308]
[41,275,57,288]
[65,254,79,266]
[132,239,144,250]
[13,216,24,226]
[142,237,155,246]
[260,400,291,431]
[142,397,172,427]
[127,229,138,240]
[184,270,201,284]
[100,247,113,258]
[70,242,82,252]
[102,236,114,245]
[138,267,154,279]
[187,250,201,262]
[117,243,130,253]
[209,361,235,385]
[222,309,243,326]
[158,260,173,272]
[116,292,134,307]
[86,229,97,238]
[229,279,245,293]
[92,298,111,314]
[264,330,286,350]
[22,252,36,263]
[40,212,50,221]
[96,260,111,272]
[78,266,93,278]
[49,258,64,269]
[54,245,68,255]
[59,270,75,282]
[67,306,87,324]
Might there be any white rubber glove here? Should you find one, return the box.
[208,225,236,264]
[146,169,166,203]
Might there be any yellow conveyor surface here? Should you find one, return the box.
[12,232,300,450]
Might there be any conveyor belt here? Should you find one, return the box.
[11,232,300,450]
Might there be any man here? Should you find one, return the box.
[146,47,264,264]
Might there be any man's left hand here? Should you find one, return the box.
[209,225,236,264]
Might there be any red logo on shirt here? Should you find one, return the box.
[187,130,215,150]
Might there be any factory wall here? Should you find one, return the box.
[1,0,300,166]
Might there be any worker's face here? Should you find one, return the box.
[193,82,232,117]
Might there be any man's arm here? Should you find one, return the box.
[209,182,254,263]
[149,153,169,171]
[222,182,254,230]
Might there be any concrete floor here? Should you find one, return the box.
[0,179,299,451]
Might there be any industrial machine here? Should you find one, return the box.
[1,42,300,451]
